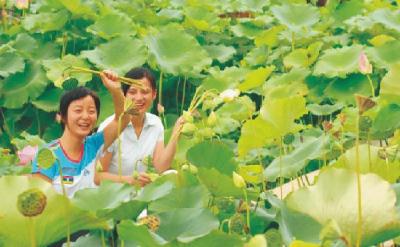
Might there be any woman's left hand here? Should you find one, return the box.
[172,116,185,137]
[100,70,121,92]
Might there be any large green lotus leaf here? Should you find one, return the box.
[187,140,237,175]
[87,13,137,40]
[264,135,328,181]
[231,22,265,39]
[72,181,147,220]
[183,6,222,32]
[0,52,25,77]
[57,0,97,19]
[306,103,344,116]
[31,42,59,61]
[149,185,209,213]
[242,46,269,67]
[13,33,38,58]
[238,66,274,92]
[286,168,400,246]
[82,36,147,76]
[331,0,364,24]
[31,87,63,112]
[370,103,400,139]
[266,193,321,245]
[254,25,285,48]
[203,45,236,63]
[324,74,371,104]
[271,3,319,32]
[367,41,400,69]
[334,144,400,183]
[22,10,69,33]
[180,230,244,247]
[68,234,103,246]
[0,176,107,246]
[197,168,243,198]
[0,62,48,109]
[213,116,241,135]
[283,42,323,69]
[260,96,307,137]
[156,208,219,243]
[118,220,166,246]
[264,68,309,89]
[202,66,248,91]
[135,175,177,202]
[42,55,91,87]
[380,64,400,104]
[370,9,400,32]
[146,25,211,76]
[238,116,275,157]
[42,55,92,88]
[314,45,363,78]
[216,96,255,122]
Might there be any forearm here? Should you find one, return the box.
[153,139,179,173]
[94,171,132,185]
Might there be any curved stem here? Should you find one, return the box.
[355,114,363,247]
[243,189,250,230]
[181,76,187,114]
[29,217,36,247]
[117,115,123,180]
[158,72,163,105]
[366,74,375,97]
[279,136,284,199]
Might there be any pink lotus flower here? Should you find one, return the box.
[15,0,29,10]
[359,52,372,74]
[17,145,38,166]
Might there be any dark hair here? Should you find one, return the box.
[59,86,100,128]
[122,67,156,95]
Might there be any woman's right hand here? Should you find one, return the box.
[129,173,152,187]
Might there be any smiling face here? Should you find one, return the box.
[64,95,98,138]
[125,78,157,116]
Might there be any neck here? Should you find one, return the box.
[131,113,145,126]
[59,129,84,153]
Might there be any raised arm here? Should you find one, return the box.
[99,70,131,150]
[152,116,185,173]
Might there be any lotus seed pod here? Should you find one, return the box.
[181,164,198,174]
[17,188,47,217]
[138,215,160,232]
[183,111,193,123]
[229,214,245,234]
[232,172,246,188]
[207,111,217,126]
[199,127,215,139]
[181,122,196,134]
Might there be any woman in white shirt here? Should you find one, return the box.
[95,67,184,187]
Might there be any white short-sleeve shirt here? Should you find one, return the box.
[98,113,164,176]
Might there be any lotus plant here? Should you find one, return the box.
[358,52,375,97]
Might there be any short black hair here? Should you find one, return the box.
[59,86,100,128]
[122,67,156,95]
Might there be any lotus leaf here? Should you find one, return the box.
[0,176,107,246]
[286,168,400,246]
[82,36,147,76]
[0,62,48,109]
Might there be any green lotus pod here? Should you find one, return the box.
[181,164,198,174]
[183,111,194,123]
[181,122,197,134]
[207,111,217,126]
[229,214,245,234]
[232,172,246,189]
[199,128,215,139]
[17,188,47,217]
[37,148,56,169]
[146,173,160,182]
